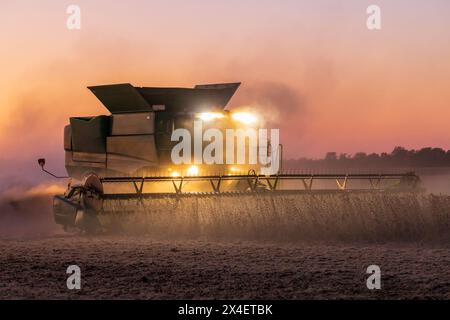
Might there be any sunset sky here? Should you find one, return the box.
[1,0,450,182]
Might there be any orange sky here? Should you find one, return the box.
[1,0,450,181]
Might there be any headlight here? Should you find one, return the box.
[231,112,258,124]
[170,171,180,177]
[198,112,224,121]
[187,165,199,176]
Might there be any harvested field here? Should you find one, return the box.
[0,236,448,299]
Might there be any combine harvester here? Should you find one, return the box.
[38,83,421,233]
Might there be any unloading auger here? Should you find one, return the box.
[38,82,421,233]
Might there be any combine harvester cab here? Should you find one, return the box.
[39,82,422,233]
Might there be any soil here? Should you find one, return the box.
[0,235,448,299]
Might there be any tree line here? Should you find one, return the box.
[284,147,450,170]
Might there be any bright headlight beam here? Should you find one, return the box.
[231,112,258,124]
[198,112,224,121]
[187,165,199,176]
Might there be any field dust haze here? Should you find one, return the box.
[0,183,65,237]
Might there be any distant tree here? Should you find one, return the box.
[392,146,408,158]
[446,150,450,161]
[325,152,338,161]
[414,147,446,166]
[353,152,367,160]
[431,148,446,160]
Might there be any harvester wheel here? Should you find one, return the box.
[78,173,104,234]
[81,173,104,212]
[74,209,102,234]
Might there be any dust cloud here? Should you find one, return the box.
[0,183,65,237]
[228,81,306,127]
